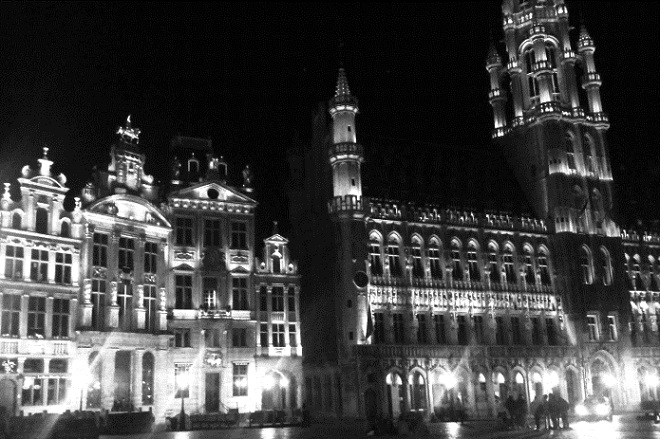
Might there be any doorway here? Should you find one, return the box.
[205,373,220,413]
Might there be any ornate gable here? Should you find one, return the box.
[169,182,256,205]
[86,194,171,228]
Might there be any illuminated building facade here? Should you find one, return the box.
[0,120,302,420]
[288,0,658,421]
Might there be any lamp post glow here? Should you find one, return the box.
[177,369,190,431]
[601,373,616,388]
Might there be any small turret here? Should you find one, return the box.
[486,41,507,136]
[577,25,606,120]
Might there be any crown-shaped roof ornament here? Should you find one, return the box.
[116,114,141,144]
[486,41,502,66]
[578,25,591,41]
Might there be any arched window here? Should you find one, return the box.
[649,256,659,291]
[488,243,500,283]
[408,371,427,412]
[411,237,424,279]
[545,42,560,98]
[537,248,551,285]
[387,236,402,277]
[368,235,383,276]
[450,240,463,281]
[523,246,535,285]
[428,239,442,280]
[12,212,21,229]
[601,247,613,286]
[60,221,70,238]
[35,207,48,234]
[272,252,281,274]
[386,372,404,418]
[580,246,594,285]
[142,352,154,405]
[524,48,540,106]
[503,245,516,283]
[467,241,480,281]
[624,254,634,290]
[492,372,507,399]
[565,132,576,171]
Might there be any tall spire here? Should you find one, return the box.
[335,68,351,98]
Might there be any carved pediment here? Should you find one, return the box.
[169,181,256,204]
[86,194,171,228]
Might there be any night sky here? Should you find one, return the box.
[0,2,658,241]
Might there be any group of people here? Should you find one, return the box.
[496,392,570,430]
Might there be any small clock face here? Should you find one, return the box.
[353,270,369,288]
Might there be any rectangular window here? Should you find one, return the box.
[531,317,542,345]
[411,246,424,278]
[22,377,44,405]
[232,363,248,396]
[473,315,484,344]
[27,296,46,337]
[272,324,285,347]
[203,277,217,310]
[495,316,507,345]
[393,313,404,343]
[230,222,247,249]
[4,245,24,280]
[417,314,428,343]
[368,242,383,276]
[175,363,191,398]
[144,284,157,332]
[175,275,193,309]
[511,317,522,345]
[287,288,296,320]
[47,377,67,405]
[232,278,249,310]
[92,233,108,267]
[434,314,446,344]
[204,219,221,247]
[457,315,468,345]
[174,328,191,347]
[52,298,69,338]
[587,315,599,341]
[206,328,222,348]
[259,286,268,312]
[260,323,269,347]
[91,279,106,331]
[117,281,132,331]
[55,252,72,284]
[118,237,135,271]
[144,242,158,274]
[271,286,284,312]
[608,315,618,341]
[176,217,193,246]
[1,294,21,337]
[232,328,248,347]
[30,249,48,282]
[289,324,297,347]
[546,318,557,345]
[374,312,385,344]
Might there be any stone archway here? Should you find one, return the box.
[385,371,404,418]
[0,379,16,416]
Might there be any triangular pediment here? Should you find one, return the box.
[230,266,250,274]
[86,194,171,228]
[169,182,256,205]
[265,233,289,244]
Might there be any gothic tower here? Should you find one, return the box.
[327,68,369,417]
[489,0,631,395]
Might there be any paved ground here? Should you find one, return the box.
[98,415,660,439]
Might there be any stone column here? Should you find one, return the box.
[157,287,168,331]
[132,350,143,409]
[69,298,78,336]
[134,285,146,330]
[102,349,117,410]
[80,279,93,327]
[20,294,29,338]
[486,370,497,417]
[107,281,119,328]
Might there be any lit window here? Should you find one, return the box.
[30,249,48,282]
[27,296,46,337]
[428,241,442,280]
[607,315,617,341]
[1,294,21,337]
[451,241,463,281]
[581,247,593,285]
[52,298,70,338]
[503,246,516,283]
[601,248,612,286]
[232,363,248,396]
[118,237,135,271]
[387,238,402,277]
[204,219,221,247]
[175,275,193,309]
[93,233,108,266]
[203,277,217,310]
[411,240,424,278]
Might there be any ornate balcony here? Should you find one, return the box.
[328,195,365,217]
[582,72,602,87]
[328,142,364,162]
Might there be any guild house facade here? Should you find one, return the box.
[288,0,660,421]
[0,119,302,422]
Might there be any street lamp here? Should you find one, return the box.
[177,369,190,431]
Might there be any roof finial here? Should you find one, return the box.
[338,37,344,68]
[335,67,351,98]
[272,220,279,236]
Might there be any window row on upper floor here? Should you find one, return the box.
[90,232,160,274]
[174,217,248,249]
[6,209,73,237]
[580,245,613,286]
[4,244,75,285]
[624,253,660,292]
[368,232,551,286]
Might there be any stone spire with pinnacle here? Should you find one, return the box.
[330,68,358,109]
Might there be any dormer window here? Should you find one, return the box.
[35,207,48,234]
[272,253,281,274]
[188,156,199,175]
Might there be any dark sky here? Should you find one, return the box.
[0,2,658,239]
